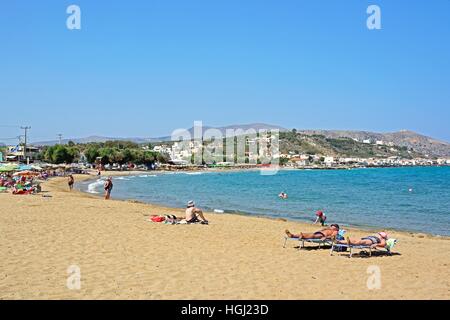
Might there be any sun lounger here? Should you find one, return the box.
[283,237,333,249]
[330,240,397,258]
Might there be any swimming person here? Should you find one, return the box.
[337,232,389,248]
[314,210,327,226]
[68,175,74,191]
[279,192,288,200]
[104,177,113,200]
[285,224,340,240]
[184,200,208,224]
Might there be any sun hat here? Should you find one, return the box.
[378,232,388,239]
[187,200,195,208]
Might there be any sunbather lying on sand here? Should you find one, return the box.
[285,224,340,240]
[336,232,388,249]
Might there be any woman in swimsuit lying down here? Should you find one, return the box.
[285,224,340,241]
[337,232,388,248]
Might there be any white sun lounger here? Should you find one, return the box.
[283,237,333,250]
[330,243,393,258]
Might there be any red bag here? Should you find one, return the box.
[150,216,165,223]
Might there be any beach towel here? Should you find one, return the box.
[333,230,348,252]
[337,230,347,240]
[386,239,398,250]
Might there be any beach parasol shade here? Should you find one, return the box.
[13,170,40,177]
[18,165,33,171]
[0,165,19,172]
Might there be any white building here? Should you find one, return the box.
[324,156,335,166]
[296,160,307,166]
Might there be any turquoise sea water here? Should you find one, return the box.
[79,167,450,236]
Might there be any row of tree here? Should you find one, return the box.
[40,141,170,165]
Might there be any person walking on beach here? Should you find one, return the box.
[104,177,113,200]
[68,175,74,191]
[185,200,208,224]
[314,210,327,226]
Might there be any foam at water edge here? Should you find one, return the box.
[87,179,104,194]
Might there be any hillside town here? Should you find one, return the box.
[2,134,450,171]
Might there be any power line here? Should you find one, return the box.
[21,126,31,163]
[0,137,19,140]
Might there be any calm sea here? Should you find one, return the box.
[79,167,450,236]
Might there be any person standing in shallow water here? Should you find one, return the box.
[314,210,327,226]
[68,175,74,191]
[104,177,113,200]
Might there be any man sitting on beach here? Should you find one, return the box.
[184,201,208,224]
[336,232,388,249]
[285,224,340,240]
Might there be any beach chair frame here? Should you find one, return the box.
[283,237,332,250]
[330,243,392,258]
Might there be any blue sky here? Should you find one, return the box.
[0,0,449,143]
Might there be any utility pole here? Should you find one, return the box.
[20,126,31,164]
[58,134,63,145]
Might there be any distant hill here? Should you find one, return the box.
[32,135,151,146]
[31,123,287,146]
[280,132,423,159]
[296,130,450,157]
[30,124,450,157]
[155,123,288,141]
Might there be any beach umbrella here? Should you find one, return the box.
[18,164,33,171]
[0,165,19,172]
[13,170,40,177]
[30,165,43,171]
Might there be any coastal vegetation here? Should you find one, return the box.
[39,141,170,165]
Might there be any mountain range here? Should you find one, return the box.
[30,123,450,157]
[31,123,286,146]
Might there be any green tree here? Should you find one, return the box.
[44,145,75,164]
[85,147,100,164]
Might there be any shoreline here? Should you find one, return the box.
[76,170,450,239]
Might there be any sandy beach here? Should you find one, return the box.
[0,173,449,300]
